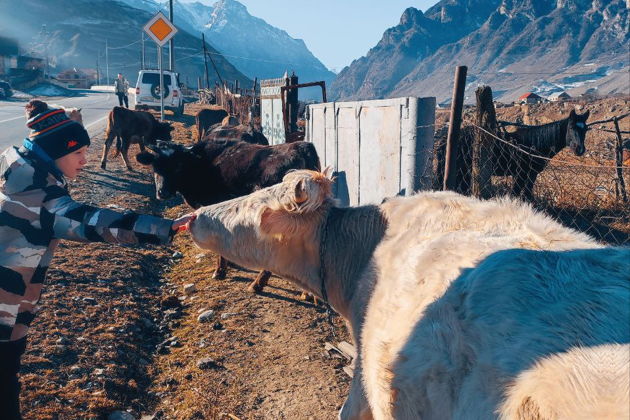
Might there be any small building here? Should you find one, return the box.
[548,91,571,102]
[17,55,44,72]
[56,68,97,89]
[518,92,543,104]
[0,36,19,77]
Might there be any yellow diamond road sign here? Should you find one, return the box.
[143,11,178,46]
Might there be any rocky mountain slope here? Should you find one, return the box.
[331,0,629,103]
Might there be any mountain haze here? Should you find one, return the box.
[0,0,250,88]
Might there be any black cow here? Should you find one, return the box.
[136,139,320,294]
[101,106,173,170]
[197,108,268,145]
[204,121,269,146]
[195,107,229,141]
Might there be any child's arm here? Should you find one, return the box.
[42,187,173,245]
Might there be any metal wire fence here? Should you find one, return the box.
[197,87,258,125]
[433,112,630,245]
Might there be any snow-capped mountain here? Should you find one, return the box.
[202,0,334,84]
[121,0,334,89]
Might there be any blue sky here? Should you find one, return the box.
[181,0,438,72]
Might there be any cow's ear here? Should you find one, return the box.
[259,208,305,240]
[136,152,155,165]
[581,110,590,121]
[278,170,334,214]
[294,179,308,204]
[259,170,334,238]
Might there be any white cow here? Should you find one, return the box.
[189,170,630,420]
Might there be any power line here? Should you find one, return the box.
[205,50,308,68]
[105,52,202,70]
[176,52,203,62]
[107,39,142,50]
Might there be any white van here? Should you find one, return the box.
[134,69,184,116]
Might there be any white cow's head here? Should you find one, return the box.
[190,169,335,292]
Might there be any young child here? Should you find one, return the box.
[0,100,193,419]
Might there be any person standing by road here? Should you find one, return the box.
[114,73,129,108]
[0,100,194,419]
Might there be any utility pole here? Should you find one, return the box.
[96,55,100,85]
[141,32,145,69]
[159,45,164,121]
[169,0,175,71]
[39,25,50,80]
[206,47,224,87]
[201,33,210,89]
[105,39,109,85]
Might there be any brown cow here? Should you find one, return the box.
[100,106,173,170]
[203,122,269,146]
[195,107,228,141]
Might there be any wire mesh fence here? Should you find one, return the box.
[433,98,630,246]
[215,88,258,125]
[197,88,215,105]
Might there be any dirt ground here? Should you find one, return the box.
[20,106,350,420]
[18,96,628,419]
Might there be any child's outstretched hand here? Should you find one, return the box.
[172,213,196,233]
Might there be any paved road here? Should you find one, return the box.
[0,90,118,151]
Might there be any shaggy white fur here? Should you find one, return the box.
[190,170,630,420]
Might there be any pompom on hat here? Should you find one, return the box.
[25,101,90,160]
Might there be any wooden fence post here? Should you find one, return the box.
[472,86,497,199]
[443,66,467,191]
[613,117,628,203]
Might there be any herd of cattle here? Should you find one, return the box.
[102,105,319,294]
[91,104,630,419]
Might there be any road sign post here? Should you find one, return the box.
[143,11,178,121]
[159,46,164,121]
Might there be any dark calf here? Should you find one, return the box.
[195,107,229,141]
[101,106,173,171]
